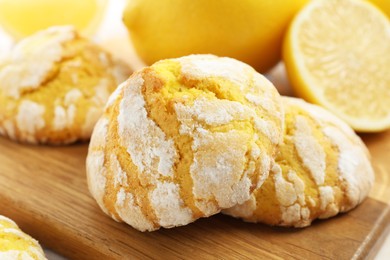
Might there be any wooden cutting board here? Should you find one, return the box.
[0,0,388,254]
[0,130,389,259]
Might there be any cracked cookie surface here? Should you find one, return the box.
[224,97,374,227]
[0,215,46,260]
[0,26,131,144]
[86,55,284,231]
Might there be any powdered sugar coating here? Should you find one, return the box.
[277,98,373,225]
[318,186,339,218]
[16,100,45,143]
[323,126,374,210]
[254,117,280,145]
[273,165,310,227]
[111,154,128,188]
[178,55,284,140]
[224,97,374,227]
[86,118,109,215]
[0,251,34,260]
[150,182,193,227]
[247,73,284,120]
[179,55,250,88]
[115,189,155,232]
[0,26,75,99]
[293,115,326,185]
[190,129,252,213]
[82,107,103,138]
[86,55,284,231]
[290,98,374,211]
[177,97,254,126]
[118,73,177,182]
[0,215,46,259]
[64,88,83,105]
[0,215,14,223]
[0,26,131,144]
[53,88,81,132]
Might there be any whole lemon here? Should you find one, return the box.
[0,0,107,39]
[123,0,307,73]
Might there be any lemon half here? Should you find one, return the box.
[284,0,390,132]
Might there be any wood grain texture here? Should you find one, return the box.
[0,130,389,259]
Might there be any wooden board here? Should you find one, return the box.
[0,129,389,259]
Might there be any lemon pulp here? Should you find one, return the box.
[284,0,390,132]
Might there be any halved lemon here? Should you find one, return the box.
[0,0,107,39]
[284,0,390,132]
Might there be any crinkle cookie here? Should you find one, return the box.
[0,215,46,260]
[224,97,375,227]
[0,26,131,144]
[86,54,284,231]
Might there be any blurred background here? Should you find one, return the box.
[0,0,389,259]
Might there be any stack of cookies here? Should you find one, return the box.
[86,55,374,231]
[0,27,375,233]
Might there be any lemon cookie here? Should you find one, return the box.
[0,215,46,259]
[0,26,131,144]
[86,54,284,231]
[224,97,374,227]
